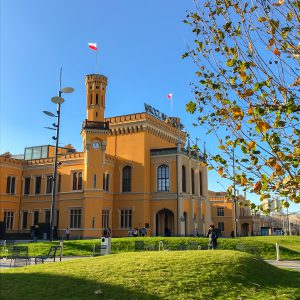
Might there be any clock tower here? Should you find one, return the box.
[81,74,110,190]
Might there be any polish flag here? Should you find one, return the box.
[167,93,173,99]
[88,43,98,51]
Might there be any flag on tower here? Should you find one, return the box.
[88,43,98,51]
[166,93,173,99]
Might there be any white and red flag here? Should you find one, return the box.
[88,43,98,51]
[166,93,173,114]
[166,93,173,99]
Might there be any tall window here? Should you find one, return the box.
[157,164,169,192]
[35,176,41,195]
[122,166,132,192]
[22,211,28,229]
[70,209,81,228]
[94,174,97,189]
[58,174,61,192]
[4,212,14,229]
[96,94,99,104]
[191,169,195,194]
[73,172,83,190]
[217,207,225,216]
[6,176,16,194]
[103,174,109,191]
[33,211,39,225]
[102,209,110,228]
[199,171,203,196]
[24,177,30,195]
[182,166,186,193]
[46,175,53,194]
[45,210,50,224]
[120,209,132,228]
[218,222,225,232]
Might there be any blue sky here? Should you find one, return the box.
[1,0,298,213]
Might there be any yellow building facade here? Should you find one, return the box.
[0,73,211,239]
[208,191,261,237]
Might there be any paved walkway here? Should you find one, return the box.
[265,260,300,272]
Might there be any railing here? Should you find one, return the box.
[82,120,110,130]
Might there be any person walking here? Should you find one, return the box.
[206,225,219,250]
[65,227,70,240]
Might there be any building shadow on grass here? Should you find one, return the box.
[0,272,161,300]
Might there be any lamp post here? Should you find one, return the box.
[43,69,73,241]
[232,145,238,237]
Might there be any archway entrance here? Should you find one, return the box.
[156,209,174,236]
[241,223,249,236]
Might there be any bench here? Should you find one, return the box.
[10,246,31,267]
[35,246,62,264]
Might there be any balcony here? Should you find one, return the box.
[82,120,110,130]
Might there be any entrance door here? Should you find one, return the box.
[156,209,174,236]
[241,223,249,236]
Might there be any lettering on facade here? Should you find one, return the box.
[144,103,183,129]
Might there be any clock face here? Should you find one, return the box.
[93,142,100,149]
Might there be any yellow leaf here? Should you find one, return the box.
[273,48,280,56]
[200,162,207,167]
[247,141,256,150]
[235,123,241,130]
[240,176,248,185]
[247,106,253,115]
[257,121,271,133]
[217,167,224,176]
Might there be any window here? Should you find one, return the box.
[22,211,28,229]
[120,209,132,228]
[58,174,61,192]
[46,175,53,194]
[122,166,132,192]
[102,209,109,228]
[90,94,92,105]
[96,94,99,104]
[199,171,203,196]
[218,222,225,232]
[94,174,97,189]
[70,209,81,228]
[157,164,169,192]
[217,207,225,216]
[72,172,83,190]
[182,166,186,193]
[191,169,195,194]
[35,176,41,195]
[4,212,14,230]
[33,211,39,225]
[45,210,50,224]
[6,176,16,194]
[24,177,30,195]
[103,173,109,191]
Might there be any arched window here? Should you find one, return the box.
[90,94,92,105]
[122,166,132,192]
[96,94,99,105]
[157,164,169,192]
[199,171,203,196]
[182,166,186,193]
[191,168,195,194]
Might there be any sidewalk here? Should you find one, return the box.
[265,260,300,272]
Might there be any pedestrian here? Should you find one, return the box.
[140,227,147,237]
[30,227,36,242]
[133,228,138,237]
[103,227,111,238]
[65,227,70,240]
[231,230,235,238]
[206,225,218,250]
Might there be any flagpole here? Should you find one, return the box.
[96,49,98,73]
[171,96,173,116]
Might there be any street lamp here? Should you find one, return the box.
[232,145,238,237]
[43,70,73,241]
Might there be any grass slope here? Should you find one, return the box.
[13,236,300,260]
[1,251,300,300]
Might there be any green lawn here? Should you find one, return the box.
[1,251,299,300]
[8,236,300,260]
